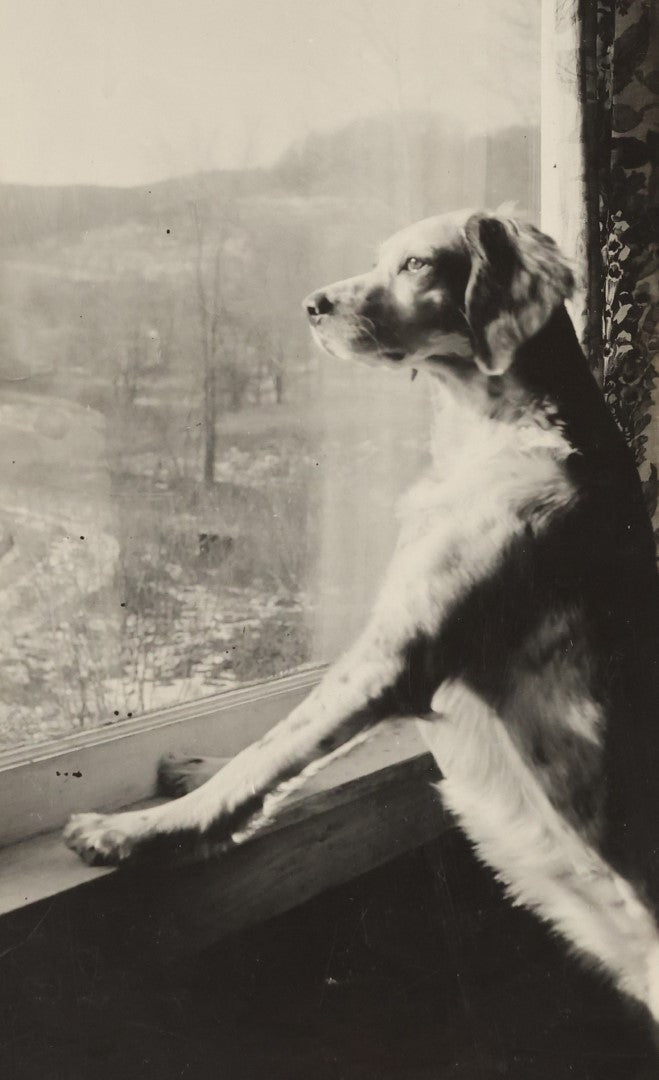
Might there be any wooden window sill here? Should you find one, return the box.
[0,723,447,961]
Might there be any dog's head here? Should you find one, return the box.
[303,210,574,378]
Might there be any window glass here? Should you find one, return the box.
[0,0,541,748]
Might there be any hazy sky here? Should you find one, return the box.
[0,0,539,187]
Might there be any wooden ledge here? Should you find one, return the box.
[0,725,448,963]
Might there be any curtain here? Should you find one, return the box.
[580,0,658,515]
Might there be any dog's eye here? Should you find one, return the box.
[401,257,428,273]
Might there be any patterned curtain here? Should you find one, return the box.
[579,0,658,517]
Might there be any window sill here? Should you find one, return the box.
[0,667,328,847]
[0,721,447,960]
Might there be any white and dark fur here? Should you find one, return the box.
[65,210,659,1024]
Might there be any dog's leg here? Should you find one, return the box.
[157,754,227,797]
[64,481,520,867]
[63,635,408,866]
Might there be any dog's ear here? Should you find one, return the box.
[462,213,575,375]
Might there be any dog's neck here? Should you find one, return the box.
[426,306,614,470]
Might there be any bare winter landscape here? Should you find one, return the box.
[0,111,541,748]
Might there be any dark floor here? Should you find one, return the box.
[1,827,657,1079]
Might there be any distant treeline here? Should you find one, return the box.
[0,112,539,246]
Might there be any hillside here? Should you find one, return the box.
[0,113,539,246]
[0,169,274,247]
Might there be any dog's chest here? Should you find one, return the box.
[366,417,575,684]
[401,409,571,532]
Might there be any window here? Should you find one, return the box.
[0,1,542,835]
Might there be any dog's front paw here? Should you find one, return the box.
[63,811,144,867]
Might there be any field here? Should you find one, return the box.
[0,384,324,748]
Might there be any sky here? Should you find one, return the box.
[0,0,540,188]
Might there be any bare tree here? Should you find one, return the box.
[190,199,231,486]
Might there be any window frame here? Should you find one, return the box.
[1,0,560,869]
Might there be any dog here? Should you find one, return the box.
[65,209,659,1025]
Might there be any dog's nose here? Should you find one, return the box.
[304,291,334,319]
